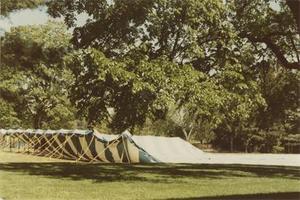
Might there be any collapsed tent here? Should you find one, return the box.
[132,135,205,163]
[0,129,204,163]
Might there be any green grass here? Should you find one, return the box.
[0,151,299,200]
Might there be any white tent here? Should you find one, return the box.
[97,130,205,163]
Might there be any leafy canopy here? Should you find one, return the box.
[0,22,77,129]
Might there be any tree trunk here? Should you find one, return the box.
[183,129,189,141]
[33,114,42,129]
[183,127,194,142]
[130,125,135,135]
[230,135,234,152]
[245,138,251,153]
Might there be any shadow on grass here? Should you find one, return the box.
[0,162,299,183]
[164,192,300,200]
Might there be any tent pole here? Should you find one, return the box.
[36,135,57,156]
[75,134,95,162]
[17,136,20,153]
[88,136,120,163]
[48,133,76,159]
[9,134,12,152]
[122,135,131,164]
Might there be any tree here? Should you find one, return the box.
[46,0,299,71]
[0,98,20,128]
[169,79,224,141]
[213,63,266,152]
[0,22,78,129]
[65,48,210,132]
[45,0,297,149]
[257,66,300,133]
[1,0,45,16]
[231,0,300,70]
[286,0,300,32]
[46,0,232,70]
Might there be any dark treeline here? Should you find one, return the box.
[0,0,299,153]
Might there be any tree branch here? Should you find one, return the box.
[241,33,300,70]
[286,0,300,32]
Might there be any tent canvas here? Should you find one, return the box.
[132,135,204,163]
[0,129,204,163]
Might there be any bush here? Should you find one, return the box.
[272,146,285,153]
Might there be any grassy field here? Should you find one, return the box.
[0,151,299,200]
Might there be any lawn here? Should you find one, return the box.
[0,151,299,200]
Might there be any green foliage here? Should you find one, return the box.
[257,69,300,131]
[2,21,71,71]
[212,63,266,151]
[46,0,233,71]
[1,0,45,16]
[0,22,77,129]
[218,64,266,124]
[0,98,20,128]
[46,0,299,70]
[167,78,224,141]
[66,48,206,132]
[231,0,299,70]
